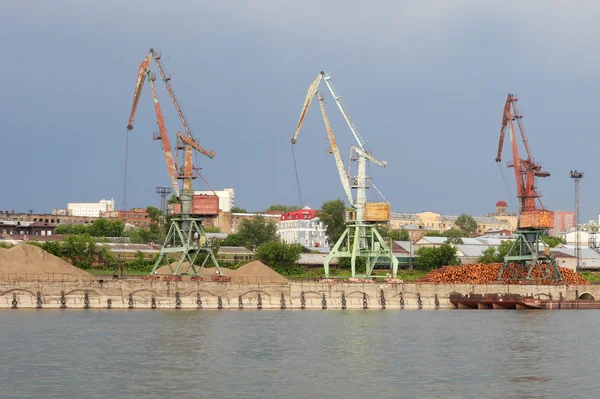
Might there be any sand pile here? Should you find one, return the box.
[0,244,94,280]
[229,261,288,282]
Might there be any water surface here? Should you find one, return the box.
[0,309,596,398]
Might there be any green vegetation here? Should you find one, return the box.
[55,219,124,237]
[231,206,248,213]
[579,271,600,283]
[477,240,514,264]
[256,240,303,276]
[236,215,278,250]
[389,227,409,241]
[541,235,566,248]
[455,213,478,235]
[415,243,459,271]
[319,199,346,246]
[267,204,300,213]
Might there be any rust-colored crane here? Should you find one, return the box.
[495,94,561,281]
[496,94,550,218]
[127,49,216,199]
[126,49,222,278]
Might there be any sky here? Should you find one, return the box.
[1,0,600,221]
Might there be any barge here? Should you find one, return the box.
[449,293,600,310]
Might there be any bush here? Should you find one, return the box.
[256,241,303,276]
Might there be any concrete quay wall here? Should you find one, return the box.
[0,279,596,310]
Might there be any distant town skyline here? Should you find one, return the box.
[2,1,599,221]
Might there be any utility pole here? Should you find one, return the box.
[570,170,584,269]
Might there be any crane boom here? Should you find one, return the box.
[127,53,152,130]
[351,145,387,167]
[291,73,323,144]
[322,73,366,150]
[317,93,353,206]
[149,73,180,195]
[177,132,216,159]
[495,94,549,215]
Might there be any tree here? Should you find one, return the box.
[147,206,161,222]
[319,199,346,246]
[231,206,248,213]
[256,240,303,275]
[267,204,300,213]
[88,218,124,237]
[221,233,243,247]
[445,236,464,245]
[62,234,97,268]
[415,243,459,271]
[237,215,278,249]
[388,227,410,241]
[455,214,478,235]
[477,240,515,264]
[167,194,181,204]
[41,241,62,257]
[542,235,566,248]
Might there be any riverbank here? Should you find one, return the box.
[0,278,595,310]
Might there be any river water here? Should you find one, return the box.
[0,309,597,398]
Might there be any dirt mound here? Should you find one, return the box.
[155,262,232,276]
[229,261,287,282]
[417,263,589,285]
[0,244,94,280]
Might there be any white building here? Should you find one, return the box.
[276,206,329,250]
[67,199,115,218]
[194,188,234,212]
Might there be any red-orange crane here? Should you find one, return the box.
[496,94,551,228]
[495,94,560,282]
[126,49,215,201]
[126,49,223,278]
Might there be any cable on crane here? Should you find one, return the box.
[291,144,304,208]
[497,163,518,216]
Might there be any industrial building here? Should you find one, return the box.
[194,188,234,212]
[58,199,115,218]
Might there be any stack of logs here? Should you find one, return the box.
[417,263,589,285]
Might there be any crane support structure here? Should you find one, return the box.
[292,72,397,278]
[127,49,222,278]
[495,94,561,282]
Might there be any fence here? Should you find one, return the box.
[0,273,93,282]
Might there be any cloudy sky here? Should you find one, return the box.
[2,1,599,221]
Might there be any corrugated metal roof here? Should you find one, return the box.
[455,244,488,257]
[552,246,600,258]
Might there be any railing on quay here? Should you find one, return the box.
[0,273,93,282]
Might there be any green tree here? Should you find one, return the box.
[415,243,459,271]
[147,206,161,222]
[88,218,124,237]
[221,233,243,247]
[62,234,97,268]
[477,240,515,264]
[256,240,303,275]
[267,204,300,213]
[388,227,410,241]
[231,207,248,213]
[55,223,90,235]
[455,214,478,235]
[541,235,566,248]
[319,199,347,246]
[237,215,278,249]
[167,194,181,204]
[445,236,464,245]
[41,241,62,257]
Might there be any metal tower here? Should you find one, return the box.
[155,186,172,216]
[570,170,584,269]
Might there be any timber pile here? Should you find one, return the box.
[417,263,589,285]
